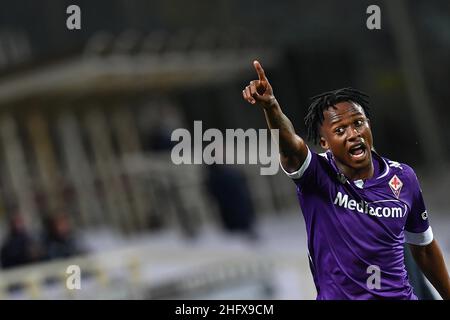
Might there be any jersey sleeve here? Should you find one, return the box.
[404,166,433,246]
[279,147,326,192]
[279,147,312,180]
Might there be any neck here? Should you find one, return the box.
[336,159,374,181]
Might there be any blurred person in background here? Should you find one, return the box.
[242,60,450,300]
[1,212,43,269]
[140,99,185,152]
[41,211,84,260]
[206,146,258,240]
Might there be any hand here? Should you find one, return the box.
[242,60,276,109]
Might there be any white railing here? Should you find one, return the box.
[0,235,316,300]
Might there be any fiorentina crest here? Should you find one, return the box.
[389,175,403,198]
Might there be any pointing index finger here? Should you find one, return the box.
[253,60,267,81]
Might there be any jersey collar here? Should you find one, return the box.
[326,149,389,189]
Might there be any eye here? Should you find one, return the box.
[335,127,345,135]
[355,119,365,127]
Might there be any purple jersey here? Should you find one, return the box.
[281,148,433,300]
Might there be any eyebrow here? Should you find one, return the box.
[328,111,365,125]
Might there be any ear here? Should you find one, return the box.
[320,136,329,150]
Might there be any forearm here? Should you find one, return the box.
[262,99,307,161]
[410,240,450,299]
[242,60,308,170]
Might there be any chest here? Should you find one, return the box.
[324,181,412,235]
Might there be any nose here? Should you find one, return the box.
[347,125,361,141]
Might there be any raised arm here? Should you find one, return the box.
[409,239,450,299]
[242,60,308,172]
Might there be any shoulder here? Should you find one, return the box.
[310,150,336,174]
[381,155,419,184]
[283,149,333,183]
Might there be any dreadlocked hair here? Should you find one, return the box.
[304,87,370,144]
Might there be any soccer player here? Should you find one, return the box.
[242,60,450,300]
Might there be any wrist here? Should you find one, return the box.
[262,96,278,110]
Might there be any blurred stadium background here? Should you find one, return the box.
[0,0,449,299]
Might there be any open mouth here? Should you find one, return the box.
[348,143,367,159]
